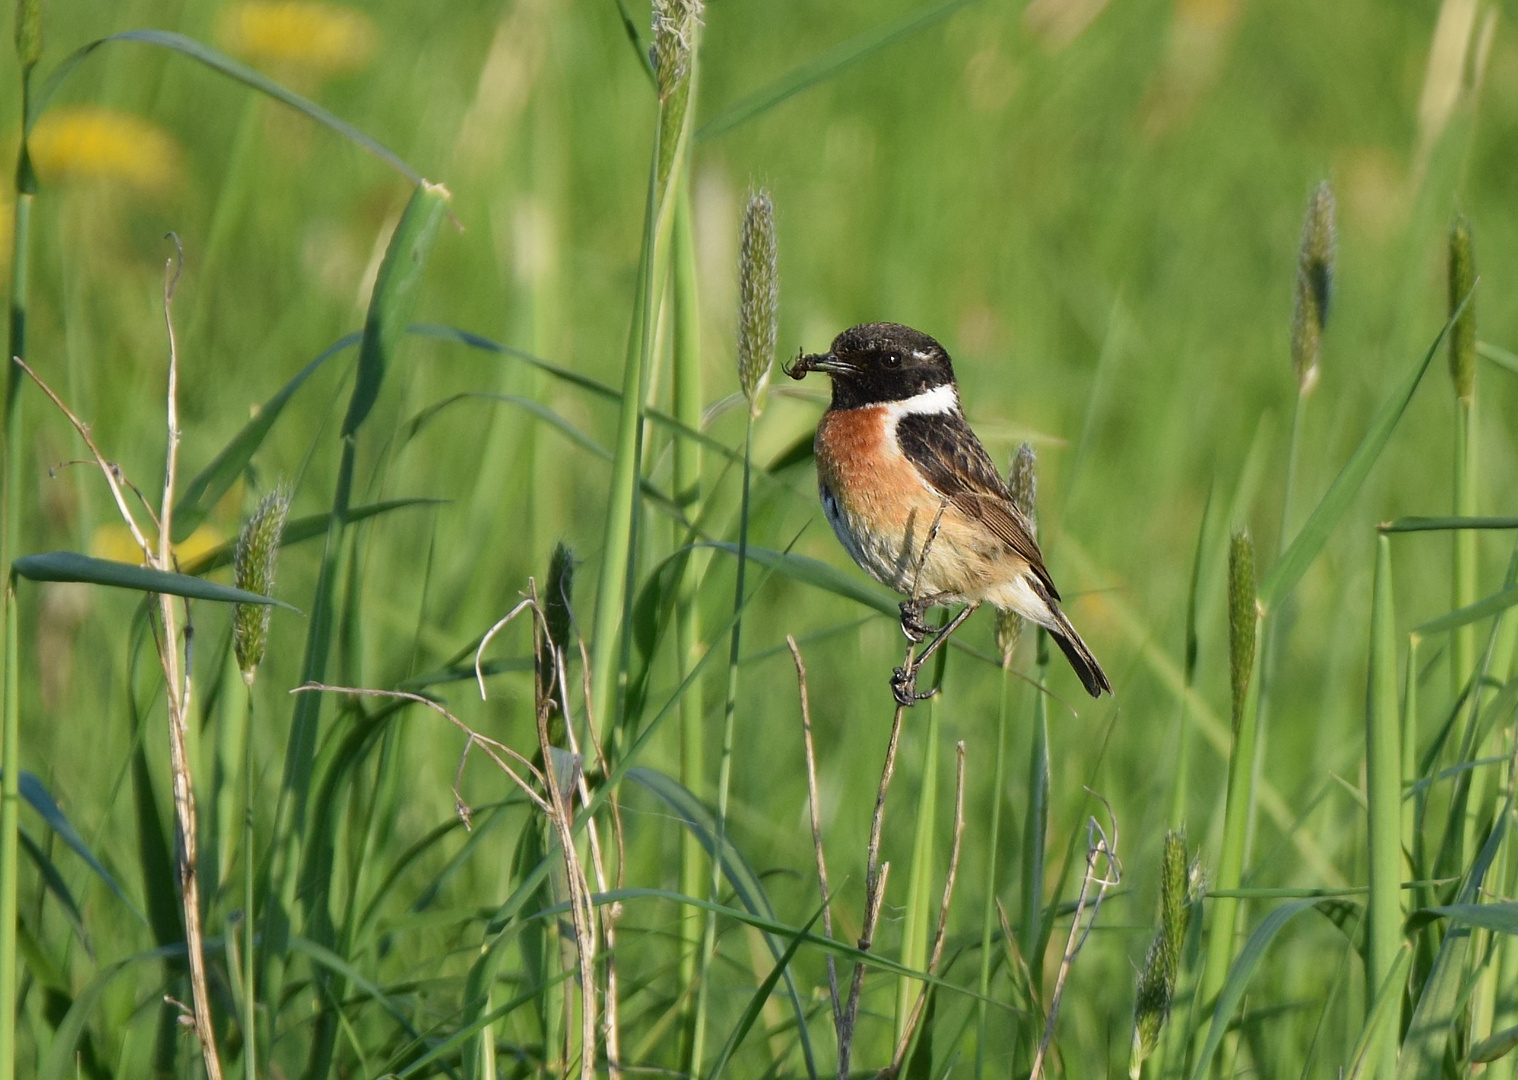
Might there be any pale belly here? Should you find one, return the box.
[819,479,1020,605]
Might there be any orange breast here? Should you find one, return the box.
[815,406,924,527]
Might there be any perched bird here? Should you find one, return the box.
[785,322,1111,703]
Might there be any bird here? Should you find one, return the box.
[784,321,1111,704]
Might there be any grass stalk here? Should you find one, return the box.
[0,578,16,1080]
[1198,530,1261,1018]
[1021,633,1051,996]
[1170,490,1213,830]
[0,15,37,1064]
[975,653,1015,1078]
[242,681,257,1080]
[1365,534,1401,1080]
[587,11,699,747]
[671,181,706,1035]
[1448,215,1477,701]
[690,410,754,1074]
[896,660,943,1045]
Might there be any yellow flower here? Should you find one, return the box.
[28,107,180,193]
[218,2,377,76]
[90,523,225,567]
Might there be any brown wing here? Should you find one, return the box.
[895,411,1059,601]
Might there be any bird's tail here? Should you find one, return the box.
[1047,608,1112,698]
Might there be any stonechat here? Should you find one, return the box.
[785,322,1111,704]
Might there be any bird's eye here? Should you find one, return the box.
[884,352,901,368]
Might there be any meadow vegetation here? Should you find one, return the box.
[3,0,1518,1077]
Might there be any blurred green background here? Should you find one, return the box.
[3,0,1518,1075]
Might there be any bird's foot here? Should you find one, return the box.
[891,665,939,707]
[899,599,934,644]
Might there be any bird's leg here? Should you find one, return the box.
[891,602,980,706]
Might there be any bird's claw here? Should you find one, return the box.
[899,600,933,644]
[891,665,939,707]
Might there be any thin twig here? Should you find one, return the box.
[524,586,598,1080]
[788,635,841,1041]
[891,741,967,1072]
[838,684,911,1078]
[150,236,222,1080]
[554,626,622,1080]
[12,356,152,559]
[1029,794,1121,1080]
[290,683,551,813]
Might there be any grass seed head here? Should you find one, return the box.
[15,0,42,70]
[737,188,779,417]
[545,541,576,659]
[1227,527,1257,727]
[1448,213,1476,403]
[651,0,703,103]
[1291,181,1336,393]
[1131,830,1191,1073]
[997,442,1038,661]
[233,486,291,685]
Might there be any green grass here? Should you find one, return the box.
[5,0,1518,1077]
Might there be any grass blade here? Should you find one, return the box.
[707,905,826,1080]
[17,772,140,918]
[172,332,360,542]
[13,551,294,608]
[1260,298,1470,610]
[1188,899,1322,1080]
[1365,535,1402,1080]
[343,183,452,437]
[1412,582,1518,636]
[30,30,422,182]
[1381,516,1518,532]
[697,0,982,140]
[1344,945,1413,1080]
[181,497,446,576]
[628,766,819,1070]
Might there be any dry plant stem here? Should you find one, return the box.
[1029,804,1120,1080]
[292,684,551,813]
[530,628,597,1080]
[891,742,967,1072]
[787,636,841,1034]
[553,642,622,1080]
[153,246,222,1080]
[12,357,153,559]
[475,593,605,1079]
[838,664,913,1078]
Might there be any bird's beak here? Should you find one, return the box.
[783,350,853,379]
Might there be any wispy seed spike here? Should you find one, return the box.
[1291,181,1336,393]
[232,486,292,685]
[1448,213,1477,403]
[1131,830,1191,1072]
[997,442,1037,662]
[1227,528,1257,728]
[14,0,41,70]
[651,0,703,103]
[737,188,779,417]
[544,541,576,659]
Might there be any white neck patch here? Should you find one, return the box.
[881,382,959,419]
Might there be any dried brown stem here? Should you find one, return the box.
[291,684,551,813]
[525,585,598,1080]
[787,635,841,1041]
[838,674,912,1077]
[12,357,152,559]
[1029,797,1120,1080]
[891,741,967,1072]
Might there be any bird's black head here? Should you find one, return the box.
[785,322,956,410]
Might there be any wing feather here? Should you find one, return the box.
[894,411,1059,601]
